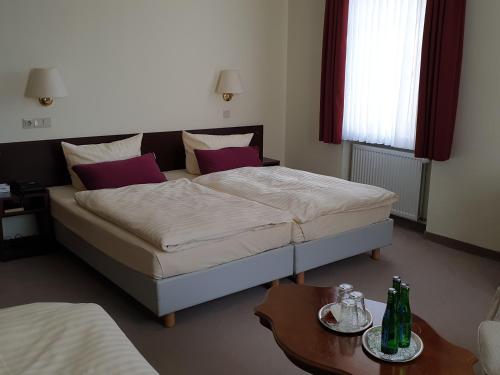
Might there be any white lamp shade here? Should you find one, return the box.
[25,68,68,98]
[216,70,244,94]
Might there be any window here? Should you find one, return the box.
[342,0,427,150]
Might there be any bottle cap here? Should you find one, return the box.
[401,282,410,289]
[388,287,397,294]
[393,275,401,281]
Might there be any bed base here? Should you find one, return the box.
[293,219,393,281]
[54,220,294,327]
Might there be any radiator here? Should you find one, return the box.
[350,144,428,222]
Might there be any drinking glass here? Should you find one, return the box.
[336,283,354,304]
[340,297,359,330]
[349,291,367,326]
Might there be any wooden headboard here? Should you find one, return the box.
[0,125,263,187]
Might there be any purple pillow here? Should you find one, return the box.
[194,146,262,175]
[72,153,166,190]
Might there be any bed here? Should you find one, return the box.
[193,166,397,283]
[0,125,299,328]
[0,302,157,374]
[50,179,294,328]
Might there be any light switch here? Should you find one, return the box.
[22,117,51,129]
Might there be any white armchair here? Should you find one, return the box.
[479,286,500,375]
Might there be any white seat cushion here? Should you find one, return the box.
[479,320,500,375]
[0,303,157,374]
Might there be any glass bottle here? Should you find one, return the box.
[398,283,412,348]
[381,287,399,354]
[392,275,401,308]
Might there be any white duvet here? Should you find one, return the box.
[75,179,293,252]
[0,303,157,375]
[194,166,398,223]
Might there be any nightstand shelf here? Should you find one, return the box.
[3,207,48,217]
[262,157,280,166]
[0,189,52,261]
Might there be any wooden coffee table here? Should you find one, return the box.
[255,284,477,375]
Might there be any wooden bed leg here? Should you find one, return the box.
[164,313,175,328]
[371,248,381,260]
[295,272,305,285]
[271,279,280,287]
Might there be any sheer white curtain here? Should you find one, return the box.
[342,0,427,150]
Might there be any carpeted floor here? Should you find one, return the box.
[1,224,498,374]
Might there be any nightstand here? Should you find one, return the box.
[262,157,280,166]
[0,189,53,261]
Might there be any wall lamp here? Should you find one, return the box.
[216,69,244,101]
[25,68,68,106]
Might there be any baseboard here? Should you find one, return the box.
[424,231,500,261]
[391,215,426,233]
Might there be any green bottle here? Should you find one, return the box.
[392,275,401,308]
[381,288,399,354]
[398,283,412,348]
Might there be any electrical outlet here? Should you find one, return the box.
[22,119,34,129]
[22,118,51,129]
[223,110,231,119]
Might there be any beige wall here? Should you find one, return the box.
[0,0,288,160]
[426,0,500,252]
[285,0,349,179]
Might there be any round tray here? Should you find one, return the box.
[362,325,424,363]
[318,303,373,334]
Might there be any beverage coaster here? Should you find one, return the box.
[362,325,424,362]
[318,303,373,334]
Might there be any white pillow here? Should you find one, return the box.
[182,131,254,174]
[61,134,143,190]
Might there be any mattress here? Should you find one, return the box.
[293,205,392,242]
[49,185,292,279]
[0,303,157,375]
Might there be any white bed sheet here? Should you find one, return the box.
[194,167,398,223]
[164,169,196,180]
[0,303,157,375]
[292,205,392,242]
[74,179,293,252]
[49,185,292,279]
[193,167,395,242]
[161,168,391,242]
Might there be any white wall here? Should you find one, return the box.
[285,0,349,179]
[0,0,288,160]
[425,0,500,252]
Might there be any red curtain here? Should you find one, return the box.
[415,0,467,161]
[319,0,350,144]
